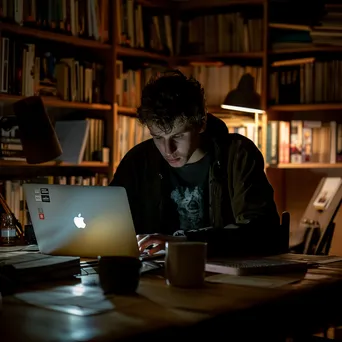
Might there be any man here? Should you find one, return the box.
[110,70,281,257]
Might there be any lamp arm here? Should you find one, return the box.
[0,192,11,214]
[0,117,24,238]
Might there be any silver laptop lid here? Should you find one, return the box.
[23,184,139,258]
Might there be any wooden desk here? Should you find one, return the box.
[2,263,342,341]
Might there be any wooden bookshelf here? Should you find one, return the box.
[0,22,111,50]
[271,46,342,55]
[136,0,171,8]
[1,0,341,229]
[0,94,112,110]
[0,161,109,168]
[177,52,264,63]
[0,2,116,179]
[268,103,342,112]
[118,106,137,116]
[166,0,342,230]
[117,106,257,123]
[269,163,342,169]
[117,46,169,61]
[177,0,264,10]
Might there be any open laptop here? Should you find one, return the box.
[23,184,143,259]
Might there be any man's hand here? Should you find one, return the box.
[137,233,187,255]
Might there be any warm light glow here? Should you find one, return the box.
[221,104,265,114]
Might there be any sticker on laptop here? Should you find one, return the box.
[40,188,49,195]
[38,208,44,220]
[41,195,50,202]
[35,195,42,202]
[34,189,40,194]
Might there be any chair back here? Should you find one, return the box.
[280,211,290,253]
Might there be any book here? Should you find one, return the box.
[0,253,80,284]
[205,258,308,276]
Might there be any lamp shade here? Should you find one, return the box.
[221,73,264,114]
[12,96,62,164]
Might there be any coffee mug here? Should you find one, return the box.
[165,241,207,288]
[98,256,141,295]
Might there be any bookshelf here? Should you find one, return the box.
[118,106,137,116]
[2,1,340,174]
[116,46,170,61]
[176,52,264,63]
[123,0,342,244]
[0,22,112,49]
[0,94,112,110]
[269,104,342,112]
[0,0,175,182]
[1,0,342,245]
[269,163,342,169]
[177,0,264,11]
[0,0,116,230]
[136,0,170,8]
[0,160,108,168]
[271,46,342,55]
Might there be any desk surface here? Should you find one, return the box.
[2,258,342,341]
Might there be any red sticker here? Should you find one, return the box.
[39,213,45,220]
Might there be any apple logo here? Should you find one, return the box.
[74,213,86,229]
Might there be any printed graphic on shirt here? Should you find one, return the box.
[170,185,204,231]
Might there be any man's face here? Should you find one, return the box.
[148,118,204,168]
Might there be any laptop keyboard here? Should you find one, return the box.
[79,258,163,276]
[140,250,165,261]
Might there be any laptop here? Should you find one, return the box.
[23,184,141,259]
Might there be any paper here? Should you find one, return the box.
[205,274,303,288]
[305,273,329,280]
[0,246,28,252]
[15,285,115,316]
[0,245,39,253]
[0,251,31,258]
[313,177,342,210]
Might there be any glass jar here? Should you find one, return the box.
[1,213,17,246]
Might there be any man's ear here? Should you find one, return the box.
[199,115,207,133]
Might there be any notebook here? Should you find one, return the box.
[205,257,309,276]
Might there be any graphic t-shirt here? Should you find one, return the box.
[168,153,211,232]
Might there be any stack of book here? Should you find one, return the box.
[0,253,80,284]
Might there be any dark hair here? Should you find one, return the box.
[137,69,206,132]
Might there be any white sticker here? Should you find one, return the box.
[35,195,42,202]
[34,189,40,194]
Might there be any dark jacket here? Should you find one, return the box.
[110,114,282,257]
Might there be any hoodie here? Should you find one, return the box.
[110,114,282,257]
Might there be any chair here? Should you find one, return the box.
[280,211,290,253]
[278,213,333,341]
[289,177,341,256]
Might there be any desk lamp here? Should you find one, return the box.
[221,73,264,114]
[221,73,265,147]
[0,96,63,236]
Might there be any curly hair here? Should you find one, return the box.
[137,69,207,133]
